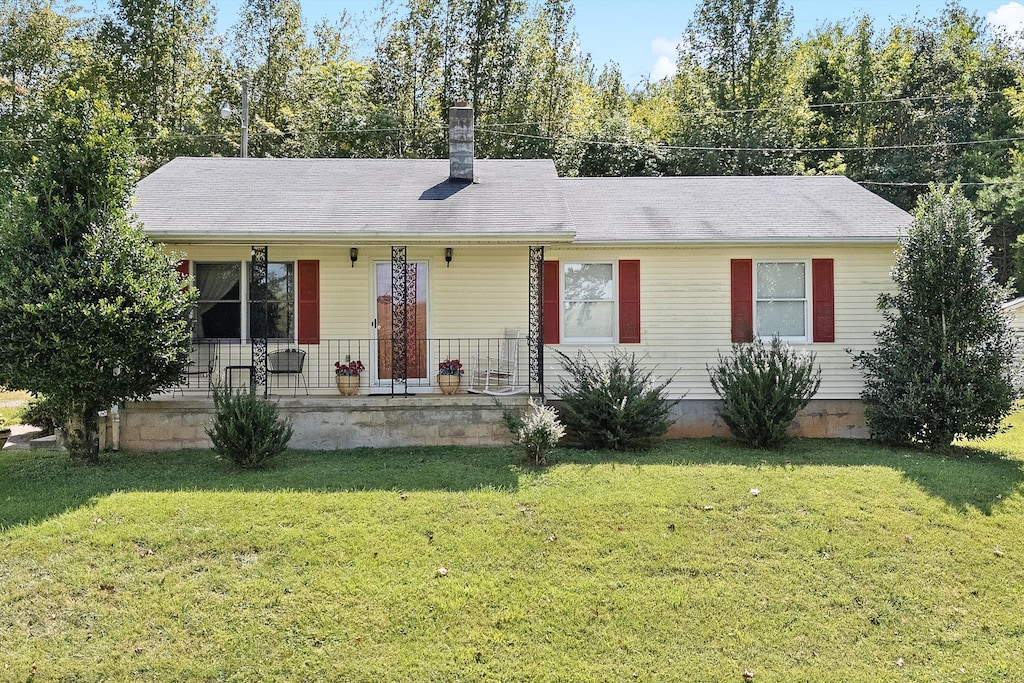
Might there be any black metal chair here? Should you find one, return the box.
[174,342,217,396]
[267,348,308,396]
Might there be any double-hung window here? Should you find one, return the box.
[755,261,808,342]
[562,263,615,343]
[193,261,295,340]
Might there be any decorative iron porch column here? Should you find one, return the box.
[250,246,269,396]
[391,245,409,396]
[529,245,544,397]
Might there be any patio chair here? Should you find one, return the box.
[467,328,527,396]
[267,348,309,396]
[173,342,217,396]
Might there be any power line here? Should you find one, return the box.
[475,126,1024,153]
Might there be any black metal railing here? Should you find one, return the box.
[169,336,535,397]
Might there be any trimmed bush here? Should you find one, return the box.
[500,398,566,465]
[206,385,293,469]
[708,337,822,449]
[555,349,674,451]
[18,395,64,436]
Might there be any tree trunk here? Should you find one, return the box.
[65,404,101,464]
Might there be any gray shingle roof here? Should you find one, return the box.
[134,158,909,244]
[560,175,909,243]
[134,157,575,242]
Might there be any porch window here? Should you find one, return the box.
[755,261,808,342]
[195,263,241,339]
[194,261,295,340]
[562,262,615,342]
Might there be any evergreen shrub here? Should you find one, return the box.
[555,349,674,451]
[708,337,822,449]
[206,385,293,469]
[500,398,566,465]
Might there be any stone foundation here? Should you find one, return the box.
[114,395,527,452]
[111,396,868,452]
[658,398,868,440]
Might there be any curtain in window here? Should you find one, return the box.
[195,264,241,338]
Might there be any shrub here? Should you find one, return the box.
[18,395,64,436]
[555,349,674,451]
[854,184,1021,451]
[500,398,566,465]
[708,337,822,449]
[206,385,293,469]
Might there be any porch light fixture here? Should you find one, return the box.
[445,247,453,267]
[350,248,358,267]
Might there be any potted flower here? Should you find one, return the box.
[0,415,10,450]
[437,358,464,395]
[334,357,365,396]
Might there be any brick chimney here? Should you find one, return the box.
[448,101,475,183]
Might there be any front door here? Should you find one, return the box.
[374,261,428,387]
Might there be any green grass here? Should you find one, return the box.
[0,390,28,426]
[1,421,1023,681]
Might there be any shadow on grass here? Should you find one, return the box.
[3,436,1022,530]
[555,437,1024,515]
[0,445,521,530]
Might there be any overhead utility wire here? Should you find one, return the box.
[475,126,1024,153]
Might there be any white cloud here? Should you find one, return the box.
[649,36,681,81]
[988,2,1024,36]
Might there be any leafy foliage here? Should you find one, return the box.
[17,395,63,436]
[206,384,293,469]
[854,185,1021,451]
[708,337,822,449]
[554,349,674,451]
[500,398,566,465]
[0,91,197,463]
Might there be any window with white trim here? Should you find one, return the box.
[193,261,295,340]
[755,261,808,342]
[562,262,615,342]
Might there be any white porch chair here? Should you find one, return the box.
[467,329,527,396]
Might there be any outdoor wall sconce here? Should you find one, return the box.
[350,247,358,267]
[445,247,453,267]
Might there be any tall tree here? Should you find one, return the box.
[854,184,1020,451]
[230,0,306,156]
[96,0,217,168]
[0,91,196,462]
[672,0,803,174]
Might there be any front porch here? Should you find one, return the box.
[166,336,540,397]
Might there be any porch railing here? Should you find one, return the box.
[169,337,537,396]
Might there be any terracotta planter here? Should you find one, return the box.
[437,374,461,395]
[0,427,10,450]
[335,374,360,396]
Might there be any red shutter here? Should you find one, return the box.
[543,261,560,344]
[812,258,835,343]
[175,259,190,288]
[297,260,320,344]
[731,259,754,343]
[618,260,640,343]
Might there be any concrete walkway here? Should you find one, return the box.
[2,424,44,451]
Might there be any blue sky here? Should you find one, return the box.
[214,0,1024,86]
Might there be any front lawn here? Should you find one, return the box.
[1,423,1022,681]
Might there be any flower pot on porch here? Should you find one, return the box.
[437,374,461,395]
[336,375,360,396]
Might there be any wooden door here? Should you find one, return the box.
[375,262,427,382]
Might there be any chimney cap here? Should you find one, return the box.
[453,100,471,108]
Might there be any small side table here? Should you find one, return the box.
[224,365,253,389]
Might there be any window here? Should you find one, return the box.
[194,261,295,340]
[755,261,808,341]
[195,263,241,339]
[260,262,295,340]
[562,263,615,342]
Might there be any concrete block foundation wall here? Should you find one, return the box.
[115,396,526,452]
[114,397,869,452]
